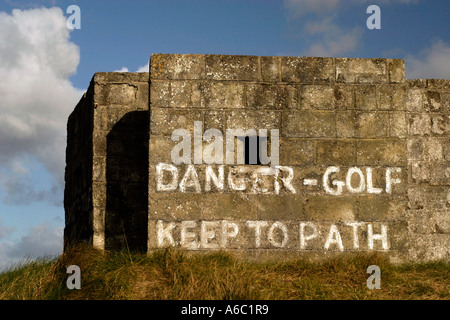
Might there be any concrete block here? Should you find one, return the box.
[149,135,174,164]
[407,137,424,161]
[423,137,445,161]
[429,162,450,186]
[336,58,387,83]
[283,111,336,138]
[406,88,424,112]
[424,91,441,112]
[440,92,450,113]
[387,221,408,251]
[226,110,281,131]
[150,80,170,108]
[92,182,107,208]
[247,83,296,109]
[255,194,305,220]
[170,80,192,108]
[151,53,206,80]
[148,193,204,220]
[94,82,148,107]
[427,79,450,90]
[390,112,407,138]
[315,140,356,165]
[408,114,431,136]
[387,59,405,83]
[92,131,107,156]
[279,139,314,166]
[93,156,106,182]
[206,194,258,220]
[357,196,406,221]
[94,72,148,83]
[205,55,260,81]
[94,105,144,132]
[204,110,226,132]
[334,85,355,109]
[191,81,245,109]
[407,186,449,211]
[356,139,406,166]
[150,108,204,135]
[411,161,431,184]
[431,115,450,136]
[357,112,389,138]
[336,111,358,138]
[444,139,450,161]
[406,210,450,234]
[301,85,335,110]
[303,196,357,221]
[408,234,450,261]
[379,84,405,110]
[281,57,334,83]
[355,85,378,110]
[261,56,280,82]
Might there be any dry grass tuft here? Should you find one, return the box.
[0,246,448,300]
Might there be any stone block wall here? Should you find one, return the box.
[64,54,449,262]
[406,79,450,261]
[65,72,149,251]
[64,83,94,246]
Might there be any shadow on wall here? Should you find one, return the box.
[106,110,149,252]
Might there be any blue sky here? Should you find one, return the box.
[0,0,449,270]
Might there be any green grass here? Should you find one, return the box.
[0,245,449,300]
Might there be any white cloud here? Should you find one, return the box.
[405,40,450,79]
[113,67,129,72]
[285,0,418,57]
[304,29,363,57]
[285,0,340,18]
[0,7,84,205]
[284,1,364,57]
[302,16,363,57]
[285,0,418,18]
[113,62,149,73]
[136,62,149,73]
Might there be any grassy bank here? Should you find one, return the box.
[0,246,448,300]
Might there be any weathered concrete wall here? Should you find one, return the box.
[406,79,450,261]
[65,72,149,251]
[64,83,94,246]
[65,54,449,262]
